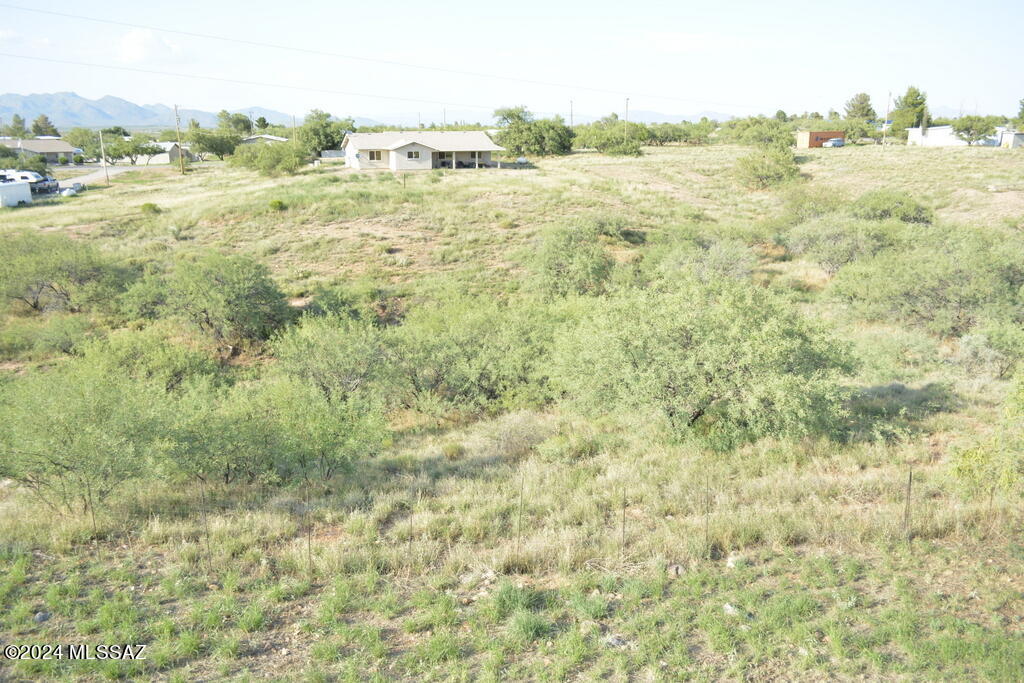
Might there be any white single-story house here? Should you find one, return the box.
[906,125,1010,147]
[0,138,77,163]
[340,131,505,171]
[239,134,289,145]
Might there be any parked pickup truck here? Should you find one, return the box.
[0,170,59,194]
[822,138,845,148]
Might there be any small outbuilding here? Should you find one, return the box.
[795,130,845,149]
[999,130,1024,149]
[340,131,505,171]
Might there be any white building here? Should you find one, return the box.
[999,130,1024,148]
[340,131,505,171]
[906,124,1008,147]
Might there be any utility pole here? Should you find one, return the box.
[173,104,186,175]
[624,97,630,142]
[443,108,446,127]
[569,100,574,127]
[881,91,891,148]
[98,131,110,186]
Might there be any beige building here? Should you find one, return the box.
[0,138,77,163]
[341,131,504,171]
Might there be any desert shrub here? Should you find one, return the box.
[73,154,84,164]
[831,231,1024,336]
[229,143,308,176]
[140,202,161,215]
[252,376,387,481]
[391,296,559,415]
[58,156,69,165]
[441,442,465,461]
[272,314,396,405]
[553,275,854,449]
[735,146,800,189]
[533,223,614,297]
[162,251,292,350]
[306,281,405,326]
[0,359,170,514]
[958,319,1024,379]
[0,231,123,314]
[656,239,758,282]
[785,217,903,275]
[953,378,1023,497]
[268,199,287,211]
[773,187,848,227]
[118,267,170,321]
[851,190,933,224]
[81,325,220,392]
[30,314,97,355]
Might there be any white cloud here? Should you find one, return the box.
[0,29,18,42]
[117,29,184,64]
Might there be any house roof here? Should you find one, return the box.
[342,131,504,152]
[242,134,289,142]
[0,138,76,154]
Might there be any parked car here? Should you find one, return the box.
[0,170,58,194]
[822,138,845,148]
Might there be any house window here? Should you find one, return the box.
[470,151,482,159]
[368,150,382,161]
[437,152,452,160]
[407,150,420,159]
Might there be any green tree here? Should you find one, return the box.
[30,114,60,137]
[952,115,998,145]
[298,110,353,156]
[217,110,253,136]
[63,127,100,159]
[844,93,876,120]
[189,129,241,160]
[890,86,929,137]
[2,114,29,137]
[101,125,131,138]
[163,251,292,352]
[774,109,788,122]
[0,359,170,515]
[572,113,645,155]
[255,116,269,130]
[493,106,573,156]
[553,277,853,449]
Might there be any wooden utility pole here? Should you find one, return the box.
[569,100,574,127]
[881,91,891,148]
[98,131,110,186]
[624,97,630,142]
[173,104,186,175]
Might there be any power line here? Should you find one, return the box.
[0,52,497,111]
[0,2,762,111]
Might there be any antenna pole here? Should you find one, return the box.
[98,131,110,186]
[173,104,186,175]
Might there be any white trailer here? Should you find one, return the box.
[0,181,32,207]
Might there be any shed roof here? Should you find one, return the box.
[342,131,504,152]
[0,138,76,154]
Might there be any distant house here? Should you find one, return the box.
[239,134,289,145]
[795,130,845,149]
[151,142,196,164]
[906,125,1009,147]
[340,131,505,170]
[0,138,77,163]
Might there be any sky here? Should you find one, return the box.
[1,0,1022,124]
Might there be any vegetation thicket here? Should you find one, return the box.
[1,139,1022,680]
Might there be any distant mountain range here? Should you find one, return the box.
[0,92,299,129]
[0,92,734,130]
